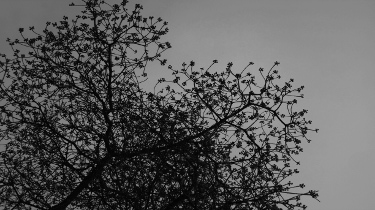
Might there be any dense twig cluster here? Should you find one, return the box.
[0,0,318,209]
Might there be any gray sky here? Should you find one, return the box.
[1,0,375,209]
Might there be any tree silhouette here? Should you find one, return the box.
[0,0,319,209]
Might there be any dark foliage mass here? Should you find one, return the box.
[0,0,319,209]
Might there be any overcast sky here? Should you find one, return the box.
[1,0,375,209]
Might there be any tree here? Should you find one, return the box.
[0,0,319,209]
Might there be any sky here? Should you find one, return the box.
[0,0,375,209]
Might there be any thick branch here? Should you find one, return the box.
[49,154,112,210]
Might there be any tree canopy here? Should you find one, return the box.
[0,0,319,209]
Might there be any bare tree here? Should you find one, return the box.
[0,0,319,209]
